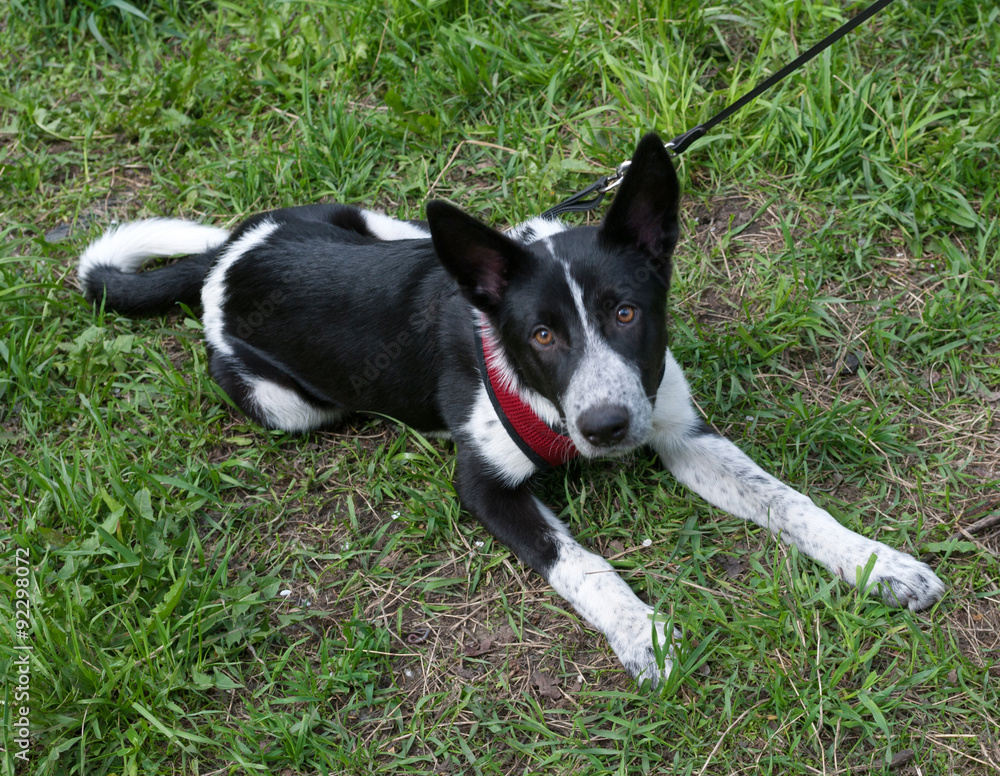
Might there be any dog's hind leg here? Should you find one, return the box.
[647,350,945,610]
[208,343,342,434]
[453,445,677,686]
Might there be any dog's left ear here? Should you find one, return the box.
[599,133,681,267]
[426,200,532,314]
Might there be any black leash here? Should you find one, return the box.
[542,0,899,220]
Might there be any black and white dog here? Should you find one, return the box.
[79,134,944,684]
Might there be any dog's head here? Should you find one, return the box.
[428,133,681,459]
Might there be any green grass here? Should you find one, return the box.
[2,0,999,774]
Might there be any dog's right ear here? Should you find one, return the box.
[426,200,531,314]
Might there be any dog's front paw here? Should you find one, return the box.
[609,611,679,687]
[853,545,945,611]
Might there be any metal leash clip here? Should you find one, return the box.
[538,158,632,219]
[600,160,631,192]
[540,126,703,219]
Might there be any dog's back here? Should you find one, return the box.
[79,203,434,316]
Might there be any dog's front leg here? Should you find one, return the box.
[649,351,945,610]
[454,447,675,685]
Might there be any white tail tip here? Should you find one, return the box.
[78,218,229,287]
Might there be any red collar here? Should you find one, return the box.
[474,316,579,469]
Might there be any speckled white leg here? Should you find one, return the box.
[539,501,677,685]
[648,349,945,610]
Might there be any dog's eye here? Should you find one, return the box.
[532,327,555,347]
[616,305,637,325]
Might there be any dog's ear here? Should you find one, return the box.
[426,200,531,314]
[599,133,681,268]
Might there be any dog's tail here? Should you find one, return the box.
[78,218,230,315]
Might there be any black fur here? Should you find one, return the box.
[84,251,218,315]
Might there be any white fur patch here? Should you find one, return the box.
[506,216,569,244]
[360,210,431,241]
[462,384,538,486]
[647,349,700,444]
[201,220,279,358]
[78,218,229,287]
[247,376,341,433]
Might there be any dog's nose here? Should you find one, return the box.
[578,405,630,447]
